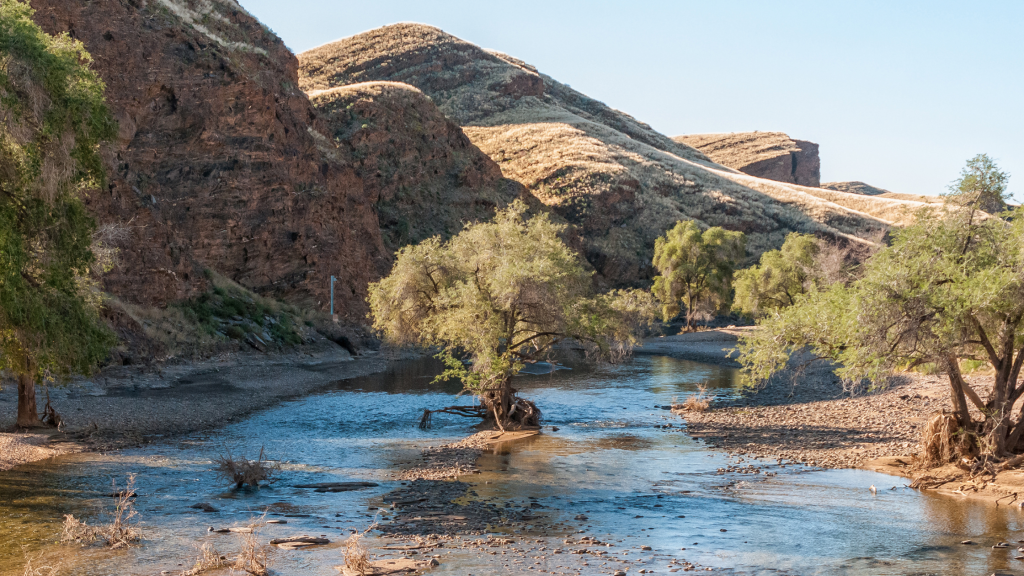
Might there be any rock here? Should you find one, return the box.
[640,545,653,551]
[675,132,820,187]
[614,571,627,576]
[29,0,391,318]
[190,502,218,513]
[294,481,379,492]
[574,514,589,521]
[266,519,288,524]
[270,535,331,549]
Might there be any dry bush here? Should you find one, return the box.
[21,550,63,576]
[181,542,227,576]
[215,447,279,489]
[232,515,270,576]
[61,475,142,549]
[920,413,975,466]
[342,520,379,576]
[673,384,711,412]
[342,532,371,575]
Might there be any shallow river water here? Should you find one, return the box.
[2,355,1024,576]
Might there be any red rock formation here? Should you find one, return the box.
[29,0,388,319]
[675,132,821,188]
[307,81,524,251]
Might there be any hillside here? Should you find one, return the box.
[674,132,820,188]
[307,81,525,251]
[822,181,944,204]
[29,0,390,322]
[299,24,928,287]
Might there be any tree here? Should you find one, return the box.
[733,232,818,318]
[651,221,745,331]
[738,157,1024,459]
[368,200,655,430]
[945,153,1009,215]
[1,1,117,427]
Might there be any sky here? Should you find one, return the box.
[239,0,1022,201]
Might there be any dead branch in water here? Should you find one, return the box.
[419,406,486,428]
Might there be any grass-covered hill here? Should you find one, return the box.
[299,23,931,287]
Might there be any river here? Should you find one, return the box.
[1,355,1022,575]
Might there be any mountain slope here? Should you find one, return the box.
[299,24,925,287]
[307,81,525,251]
[29,0,390,320]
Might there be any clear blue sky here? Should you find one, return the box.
[239,0,1022,201]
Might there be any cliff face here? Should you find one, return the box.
[29,0,388,319]
[299,25,919,287]
[674,132,821,188]
[307,81,525,251]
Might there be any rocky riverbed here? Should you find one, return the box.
[676,363,953,469]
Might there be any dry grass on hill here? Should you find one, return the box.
[674,132,804,172]
[822,181,945,204]
[299,23,933,285]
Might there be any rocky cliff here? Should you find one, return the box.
[299,24,923,287]
[674,132,821,188]
[306,81,524,251]
[29,0,391,320]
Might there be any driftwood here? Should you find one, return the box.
[419,406,486,428]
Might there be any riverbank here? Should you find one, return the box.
[0,339,416,471]
[651,330,1024,507]
[635,327,753,367]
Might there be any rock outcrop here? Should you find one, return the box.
[30,0,389,319]
[299,24,923,287]
[306,81,524,251]
[821,181,892,196]
[674,132,821,188]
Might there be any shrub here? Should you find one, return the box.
[60,475,141,549]
[215,447,279,489]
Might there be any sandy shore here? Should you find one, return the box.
[0,339,414,471]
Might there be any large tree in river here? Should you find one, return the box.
[739,156,1024,459]
[368,200,655,430]
[0,1,116,427]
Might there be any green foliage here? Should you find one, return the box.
[0,1,118,383]
[369,199,656,397]
[172,274,304,345]
[738,156,1024,455]
[651,221,745,330]
[943,153,1010,215]
[733,233,819,318]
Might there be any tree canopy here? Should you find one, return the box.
[651,221,745,331]
[733,232,819,318]
[0,0,117,426]
[368,200,655,429]
[738,156,1024,458]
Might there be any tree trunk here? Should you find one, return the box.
[16,372,43,428]
[480,376,540,430]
